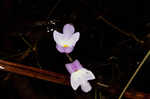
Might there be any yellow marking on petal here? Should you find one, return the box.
[63,45,69,47]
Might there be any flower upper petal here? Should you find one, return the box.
[67,32,80,46]
[53,30,64,45]
[81,81,92,93]
[63,24,75,35]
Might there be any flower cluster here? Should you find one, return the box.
[53,24,95,93]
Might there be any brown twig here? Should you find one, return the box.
[0,59,149,99]
[0,59,69,85]
[106,87,150,99]
[96,82,150,99]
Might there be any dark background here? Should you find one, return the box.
[0,0,149,99]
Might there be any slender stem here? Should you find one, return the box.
[32,41,42,68]
[0,50,27,60]
[99,91,102,99]
[48,0,62,16]
[18,34,33,49]
[95,88,97,99]
[19,34,41,68]
[65,53,73,62]
[97,16,144,44]
[118,50,150,99]
[97,82,109,88]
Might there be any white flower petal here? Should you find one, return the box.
[53,30,64,45]
[82,68,95,80]
[81,81,92,93]
[67,32,80,46]
[70,72,82,90]
[63,24,75,35]
[70,68,94,92]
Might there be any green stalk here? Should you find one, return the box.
[118,50,150,99]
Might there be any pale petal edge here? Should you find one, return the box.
[70,73,81,90]
[81,81,92,93]
[85,69,95,80]
[53,30,63,45]
[68,32,80,46]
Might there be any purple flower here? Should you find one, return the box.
[53,24,80,53]
[65,59,95,93]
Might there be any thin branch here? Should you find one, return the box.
[97,82,150,99]
[18,34,33,49]
[97,16,144,44]
[48,0,62,16]
[0,59,69,85]
[18,34,41,67]
[0,59,149,99]
[16,48,31,61]
[109,87,150,99]
[118,50,150,99]
[97,82,109,88]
